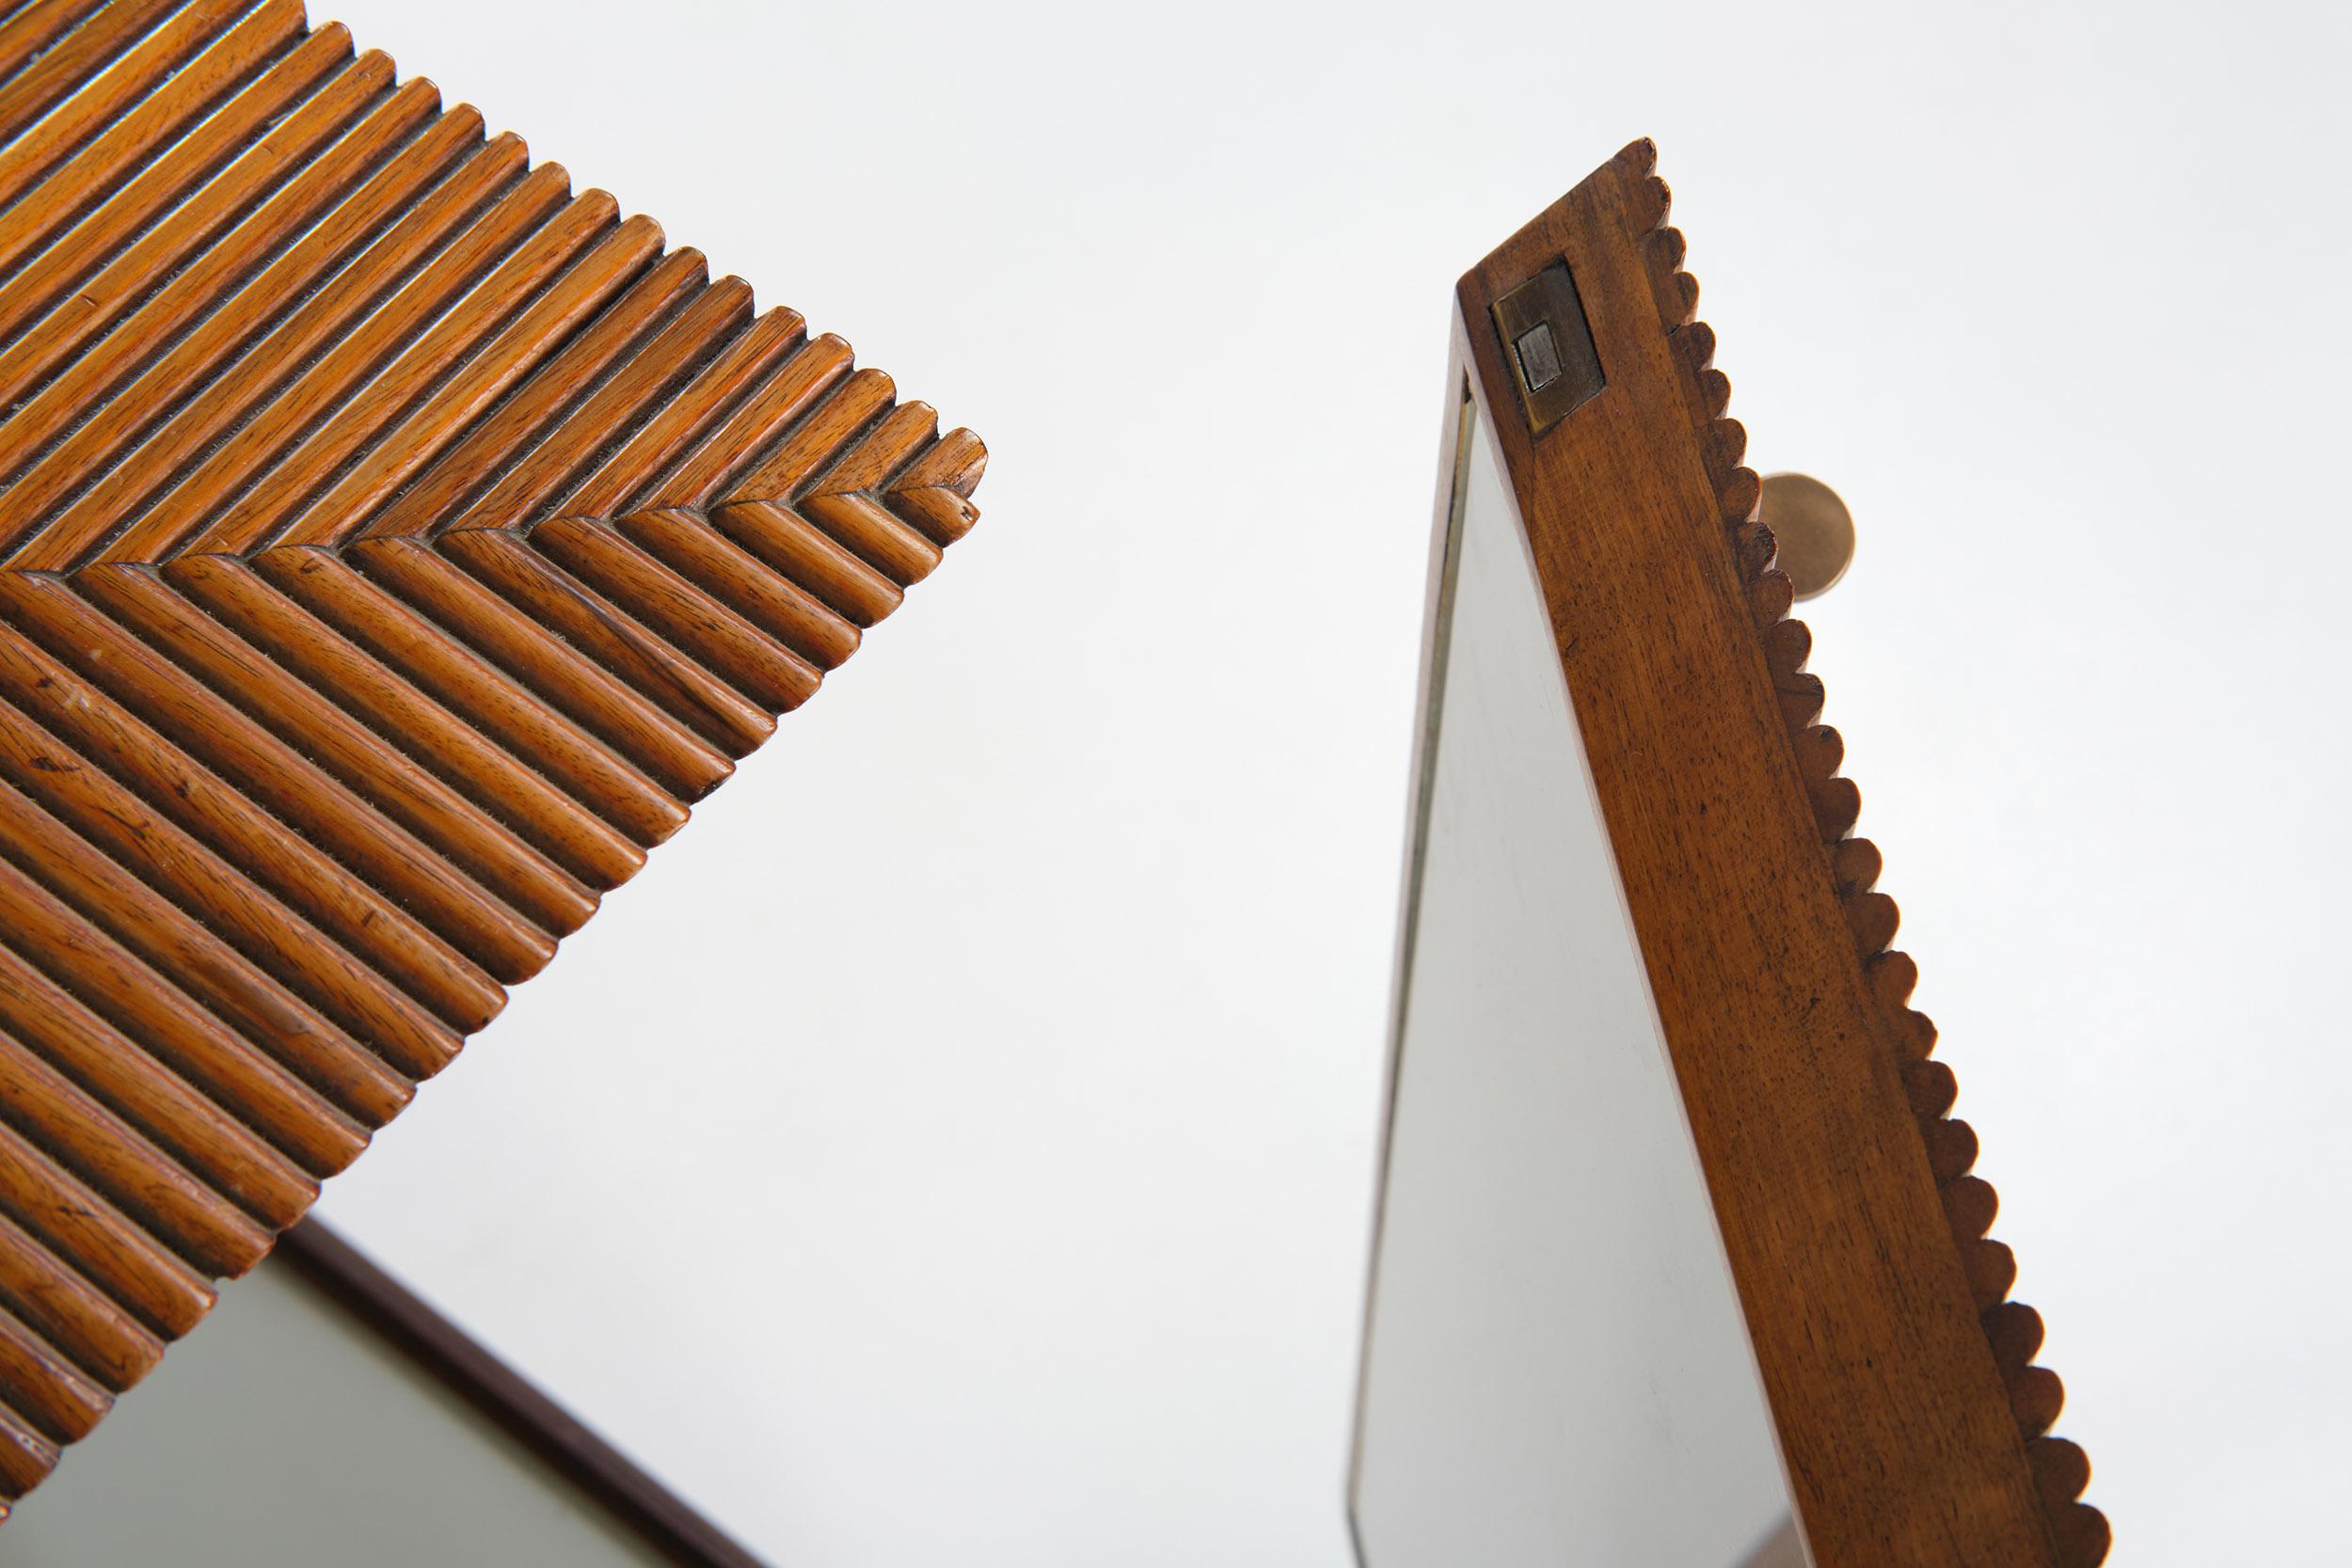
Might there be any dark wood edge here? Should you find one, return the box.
[1531,140,2105,1565]
[1351,141,2105,1567]
[271,1218,770,1568]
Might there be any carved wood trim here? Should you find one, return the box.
[0,0,982,1512]
[1378,143,2107,1565]
[1615,139,2106,1563]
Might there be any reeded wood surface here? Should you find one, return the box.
[1449,144,2103,1564]
[0,0,983,1513]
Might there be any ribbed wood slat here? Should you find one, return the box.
[253,546,689,847]
[0,1,984,1513]
[191,183,618,556]
[560,306,810,521]
[0,664,453,1044]
[0,22,356,347]
[0,103,493,540]
[354,247,712,543]
[710,355,885,508]
[435,277,758,535]
[0,1298,108,1444]
[206,190,630,553]
[529,517,821,714]
[348,536,736,800]
[0,569,567,983]
[0,3,113,89]
[24,128,532,566]
[435,525,780,756]
[713,499,905,627]
[0,1209,161,1387]
[93,156,576,564]
[0,759,414,1124]
[0,0,278,232]
[615,509,861,671]
[0,51,411,414]
[0,1,294,219]
[268,213,668,547]
[0,1117,212,1339]
[0,846,373,1176]
[0,0,182,143]
[635,332,855,511]
[160,552,643,892]
[0,1027,274,1278]
[0,951,318,1230]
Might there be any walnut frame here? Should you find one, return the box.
[1348,142,2106,1567]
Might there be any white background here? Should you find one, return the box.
[292,2,2350,1563]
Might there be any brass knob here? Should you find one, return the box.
[1758,473,1854,600]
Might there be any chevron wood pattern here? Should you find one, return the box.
[0,0,984,1512]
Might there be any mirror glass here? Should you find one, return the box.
[1350,396,1804,1568]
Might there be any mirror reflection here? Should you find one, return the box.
[1351,397,1802,1568]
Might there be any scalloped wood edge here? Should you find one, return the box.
[1615,135,2107,1566]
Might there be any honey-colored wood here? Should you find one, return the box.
[253,547,690,846]
[713,499,905,627]
[1358,144,2104,1565]
[0,944,318,1230]
[0,1026,276,1277]
[612,511,861,672]
[346,536,737,800]
[436,525,782,755]
[0,0,983,1514]
[0,671,472,1068]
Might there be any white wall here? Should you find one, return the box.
[231,2,2352,1564]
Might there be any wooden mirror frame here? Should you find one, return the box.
[1348,142,2106,1567]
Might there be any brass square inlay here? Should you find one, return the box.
[1492,261,1604,436]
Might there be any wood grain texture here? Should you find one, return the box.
[1424,143,2102,1564]
[0,0,983,1514]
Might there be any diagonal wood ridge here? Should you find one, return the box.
[0,0,984,1511]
